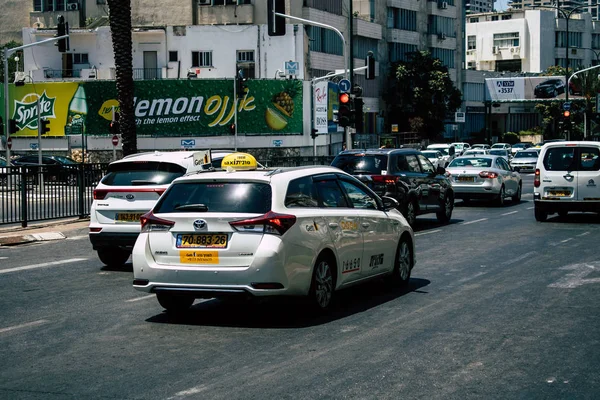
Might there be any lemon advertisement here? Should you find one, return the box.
[4,79,303,137]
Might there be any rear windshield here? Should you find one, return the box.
[514,151,538,159]
[449,157,492,168]
[543,147,576,171]
[155,182,272,214]
[331,154,389,175]
[102,161,187,186]
[489,150,508,156]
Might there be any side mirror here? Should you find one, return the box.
[437,165,446,175]
[449,147,455,156]
[381,196,399,211]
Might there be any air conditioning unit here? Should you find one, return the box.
[440,1,448,9]
[67,3,79,11]
[438,33,447,40]
[198,0,211,5]
[492,46,499,54]
[571,48,577,55]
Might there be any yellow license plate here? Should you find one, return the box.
[176,234,228,248]
[179,251,219,264]
[549,191,570,197]
[116,213,143,222]
[458,177,475,182]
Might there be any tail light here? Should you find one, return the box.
[534,168,540,187]
[479,171,498,179]
[140,211,174,233]
[93,188,166,200]
[371,175,399,185]
[229,211,296,236]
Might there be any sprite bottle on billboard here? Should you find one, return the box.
[68,85,88,135]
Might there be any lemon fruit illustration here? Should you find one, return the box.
[265,107,288,130]
[265,81,302,131]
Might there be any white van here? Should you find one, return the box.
[426,144,456,167]
[533,141,600,221]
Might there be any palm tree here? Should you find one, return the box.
[107,0,137,155]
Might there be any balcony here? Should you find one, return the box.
[30,10,82,29]
[133,68,163,80]
[196,4,254,25]
[353,17,382,40]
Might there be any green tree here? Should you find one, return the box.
[570,69,600,138]
[384,51,462,141]
[0,41,22,84]
[535,66,567,139]
[107,0,137,156]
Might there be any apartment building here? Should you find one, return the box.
[507,0,597,19]
[466,0,495,15]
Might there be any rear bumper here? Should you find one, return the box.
[534,199,600,213]
[89,232,140,250]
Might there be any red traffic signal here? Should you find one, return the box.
[338,93,354,127]
[339,93,350,104]
[563,110,570,118]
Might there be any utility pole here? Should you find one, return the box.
[347,0,354,150]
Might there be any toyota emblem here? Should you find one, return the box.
[193,219,207,230]
[126,194,135,200]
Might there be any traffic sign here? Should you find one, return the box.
[338,79,351,93]
[111,135,119,146]
[284,61,299,76]
[181,139,195,148]
[563,102,571,111]
[273,139,283,147]
[6,137,12,150]
[455,112,466,123]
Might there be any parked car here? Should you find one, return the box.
[421,150,445,169]
[0,156,21,189]
[510,142,533,155]
[510,149,539,173]
[331,148,454,226]
[446,155,522,206]
[451,142,471,156]
[426,144,456,167]
[89,150,232,268]
[11,154,98,186]
[534,141,600,221]
[132,157,416,313]
[534,78,565,98]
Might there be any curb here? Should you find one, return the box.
[0,218,89,247]
[0,232,67,246]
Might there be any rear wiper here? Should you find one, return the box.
[174,203,209,211]
[131,180,158,185]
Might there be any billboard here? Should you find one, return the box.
[486,76,585,102]
[6,79,304,137]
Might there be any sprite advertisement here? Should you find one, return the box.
[3,79,303,137]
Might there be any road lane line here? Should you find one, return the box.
[501,211,519,216]
[577,232,590,237]
[0,257,7,260]
[126,294,155,303]
[415,229,442,236]
[501,251,537,266]
[0,319,49,334]
[460,218,488,225]
[66,235,88,240]
[0,258,88,274]
[560,238,574,244]
[526,206,534,210]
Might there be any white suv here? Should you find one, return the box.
[132,154,415,313]
[534,141,600,221]
[89,150,231,267]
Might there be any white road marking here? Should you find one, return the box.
[0,257,88,274]
[415,229,442,236]
[126,294,155,303]
[577,232,590,237]
[0,319,49,334]
[526,206,534,210]
[549,262,600,288]
[560,238,574,244]
[168,385,208,399]
[460,218,488,225]
[0,257,7,260]
[501,211,519,216]
[66,235,88,241]
[501,251,537,266]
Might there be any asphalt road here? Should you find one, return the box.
[1,174,599,399]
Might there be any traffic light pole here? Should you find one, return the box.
[3,35,69,162]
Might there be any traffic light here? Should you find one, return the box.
[267,0,286,36]
[365,51,375,80]
[8,119,18,134]
[229,123,236,134]
[39,119,51,135]
[310,128,318,139]
[563,110,570,118]
[354,97,364,133]
[109,112,120,134]
[236,70,247,99]
[56,15,69,53]
[338,93,354,127]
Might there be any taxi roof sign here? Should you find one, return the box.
[221,153,258,171]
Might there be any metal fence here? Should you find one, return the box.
[0,157,336,227]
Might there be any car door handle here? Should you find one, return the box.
[328,222,339,228]
[361,222,370,228]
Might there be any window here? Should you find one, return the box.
[237,51,254,62]
[389,43,418,63]
[491,15,499,21]
[430,47,455,69]
[543,147,576,171]
[307,26,343,56]
[285,177,319,208]
[469,17,479,23]
[501,14,512,20]
[406,155,421,173]
[72,53,88,64]
[493,32,519,48]
[314,179,349,208]
[418,155,436,174]
[338,179,378,210]
[387,8,417,31]
[578,147,600,171]
[427,15,456,38]
[41,0,65,11]
[467,35,476,50]
[34,0,42,11]
[191,51,213,67]
[555,31,582,48]
[236,50,255,79]
[169,51,178,62]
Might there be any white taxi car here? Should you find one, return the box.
[132,153,416,313]
[89,150,231,267]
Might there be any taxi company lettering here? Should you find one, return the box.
[132,93,255,127]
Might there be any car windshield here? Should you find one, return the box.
[421,151,439,159]
[514,151,538,159]
[448,157,492,168]
[491,144,506,149]
[155,182,272,214]
[490,150,508,156]
[53,156,78,165]
[102,161,187,186]
[331,154,388,174]
[428,148,449,156]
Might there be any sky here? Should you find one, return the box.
[496,0,509,12]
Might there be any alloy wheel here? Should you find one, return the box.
[314,260,333,309]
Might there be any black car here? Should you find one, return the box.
[331,148,454,226]
[534,79,565,99]
[12,155,99,186]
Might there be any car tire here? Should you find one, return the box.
[512,183,522,202]
[436,194,453,223]
[97,248,130,267]
[534,206,548,222]
[387,236,413,287]
[495,185,505,207]
[404,199,417,227]
[309,255,335,311]
[157,293,195,314]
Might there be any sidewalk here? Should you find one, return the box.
[0,217,90,246]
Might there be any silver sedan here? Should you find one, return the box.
[510,149,539,173]
[446,155,522,206]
